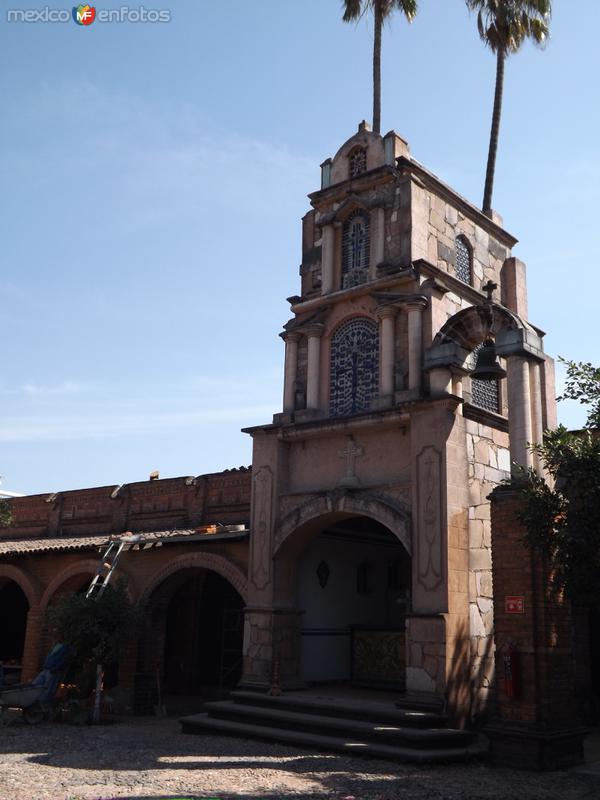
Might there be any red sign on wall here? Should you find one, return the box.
[505,596,525,614]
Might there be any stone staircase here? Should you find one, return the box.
[180,690,487,764]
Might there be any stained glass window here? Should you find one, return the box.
[471,342,500,413]
[455,236,472,284]
[342,211,370,289]
[349,147,367,177]
[329,318,379,417]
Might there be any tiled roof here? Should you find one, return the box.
[0,528,248,557]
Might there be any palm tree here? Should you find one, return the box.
[466,0,551,214]
[343,0,418,135]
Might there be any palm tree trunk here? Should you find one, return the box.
[482,48,505,215]
[372,0,382,134]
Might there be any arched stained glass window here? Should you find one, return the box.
[455,236,472,284]
[471,342,501,413]
[329,318,379,417]
[342,211,370,289]
[349,146,367,178]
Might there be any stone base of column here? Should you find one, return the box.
[370,394,394,410]
[394,388,421,404]
[272,412,294,425]
[405,614,446,697]
[484,721,587,770]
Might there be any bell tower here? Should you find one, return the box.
[242,122,556,722]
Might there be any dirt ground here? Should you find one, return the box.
[0,715,599,800]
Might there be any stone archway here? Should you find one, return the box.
[272,492,412,689]
[274,490,411,558]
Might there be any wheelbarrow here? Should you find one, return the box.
[0,683,45,725]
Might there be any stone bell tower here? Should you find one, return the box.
[242,121,556,722]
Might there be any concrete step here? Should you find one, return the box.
[202,699,473,749]
[180,712,486,764]
[230,690,448,728]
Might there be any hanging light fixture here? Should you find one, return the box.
[470,339,507,381]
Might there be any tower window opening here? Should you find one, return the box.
[455,236,472,284]
[329,317,379,417]
[349,147,367,178]
[471,343,501,413]
[342,211,370,289]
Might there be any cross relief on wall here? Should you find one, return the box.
[337,435,364,488]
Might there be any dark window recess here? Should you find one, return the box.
[342,210,370,289]
[455,236,472,284]
[349,147,367,177]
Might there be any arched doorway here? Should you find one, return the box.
[272,496,412,691]
[148,568,244,697]
[0,579,29,684]
[297,515,410,687]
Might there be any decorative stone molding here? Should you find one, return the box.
[273,490,411,557]
[250,466,274,591]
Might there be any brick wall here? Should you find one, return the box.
[2,468,252,538]
[490,485,579,726]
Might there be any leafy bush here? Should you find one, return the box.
[45,580,139,667]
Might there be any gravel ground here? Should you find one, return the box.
[0,715,598,800]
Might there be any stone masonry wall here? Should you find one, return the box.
[466,418,511,716]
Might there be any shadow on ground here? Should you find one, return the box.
[3,718,600,800]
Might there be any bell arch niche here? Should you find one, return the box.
[329,317,379,417]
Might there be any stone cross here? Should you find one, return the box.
[482,280,497,303]
[338,436,364,487]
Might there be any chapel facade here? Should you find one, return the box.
[0,123,558,726]
[240,122,556,720]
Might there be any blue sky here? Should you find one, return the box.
[1,1,598,495]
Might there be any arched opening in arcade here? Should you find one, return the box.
[145,567,244,699]
[277,511,411,690]
[0,579,29,685]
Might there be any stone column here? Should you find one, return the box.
[370,207,385,278]
[406,300,427,392]
[20,606,43,682]
[305,324,324,411]
[377,306,397,399]
[529,360,545,474]
[452,374,463,414]
[321,225,335,294]
[282,332,300,413]
[507,356,534,472]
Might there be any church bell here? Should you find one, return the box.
[470,339,507,381]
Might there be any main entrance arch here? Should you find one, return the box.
[274,493,412,689]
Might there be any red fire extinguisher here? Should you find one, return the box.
[503,643,520,699]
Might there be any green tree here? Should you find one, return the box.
[45,581,139,721]
[520,359,600,607]
[343,0,417,135]
[466,0,551,214]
